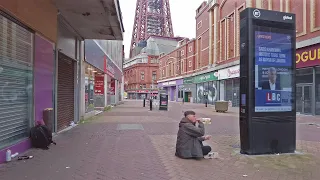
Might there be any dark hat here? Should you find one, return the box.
[184,111,196,117]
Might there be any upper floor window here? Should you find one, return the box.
[181,50,184,56]
[197,21,202,29]
[189,46,193,52]
[141,71,145,80]
[152,71,157,80]
[189,61,192,67]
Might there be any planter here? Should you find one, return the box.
[215,101,228,112]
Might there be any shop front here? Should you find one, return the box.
[158,79,183,101]
[295,43,320,115]
[84,63,106,113]
[85,40,123,108]
[217,65,240,107]
[182,71,218,104]
[105,55,123,105]
[127,90,158,99]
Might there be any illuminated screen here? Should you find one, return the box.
[254,30,293,112]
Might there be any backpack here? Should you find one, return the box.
[29,125,56,149]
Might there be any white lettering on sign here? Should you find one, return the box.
[162,81,176,86]
[283,15,293,21]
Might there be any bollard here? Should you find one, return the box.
[205,100,208,107]
[150,99,153,111]
[143,98,146,107]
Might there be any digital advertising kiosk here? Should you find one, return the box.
[239,8,296,155]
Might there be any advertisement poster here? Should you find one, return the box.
[94,74,104,95]
[109,79,115,95]
[254,31,293,112]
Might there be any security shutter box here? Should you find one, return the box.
[57,52,74,131]
[0,13,33,149]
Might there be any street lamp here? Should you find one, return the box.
[203,90,208,107]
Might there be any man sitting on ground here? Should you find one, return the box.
[175,111,212,159]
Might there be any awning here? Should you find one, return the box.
[52,0,124,40]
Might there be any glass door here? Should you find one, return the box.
[303,86,312,114]
[296,84,313,114]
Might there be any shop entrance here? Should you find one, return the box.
[184,92,192,102]
[296,84,312,114]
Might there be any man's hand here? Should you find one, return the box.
[202,135,211,140]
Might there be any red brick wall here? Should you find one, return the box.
[214,0,320,66]
[216,0,246,65]
[124,57,159,91]
[196,2,210,70]
[158,39,196,81]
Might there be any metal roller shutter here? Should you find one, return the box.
[57,53,74,131]
[0,13,33,149]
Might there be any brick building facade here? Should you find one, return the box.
[124,54,159,99]
[157,0,320,110]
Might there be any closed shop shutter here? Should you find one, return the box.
[57,53,74,131]
[0,13,33,149]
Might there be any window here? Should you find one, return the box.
[189,46,193,52]
[169,63,172,76]
[181,50,184,56]
[162,69,165,76]
[189,61,192,67]
[152,71,157,80]
[142,84,146,89]
[197,21,202,29]
[141,71,145,80]
[181,60,184,73]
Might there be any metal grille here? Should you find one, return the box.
[0,14,33,149]
[57,53,74,131]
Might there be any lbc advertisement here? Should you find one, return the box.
[254,31,293,112]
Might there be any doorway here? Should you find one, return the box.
[184,92,191,102]
[296,84,312,114]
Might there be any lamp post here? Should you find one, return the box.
[203,90,208,107]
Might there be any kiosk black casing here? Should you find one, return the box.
[159,93,168,111]
[239,8,296,155]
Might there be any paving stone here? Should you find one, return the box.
[1,101,320,180]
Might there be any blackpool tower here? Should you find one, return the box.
[129,0,174,58]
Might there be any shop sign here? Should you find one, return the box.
[94,74,104,95]
[137,90,149,93]
[218,65,240,80]
[162,80,176,86]
[296,44,320,68]
[183,77,193,84]
[104,56,115,78]
[194,72,218,83]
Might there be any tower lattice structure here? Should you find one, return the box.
[130,0,174,58]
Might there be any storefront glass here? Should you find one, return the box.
[220,78,240,107]
[85,63,105,113]
[296,67,313,115]
[196,83,204,103]
[315,67,320,115]
[208,81,218,104]
[183,84,196,103]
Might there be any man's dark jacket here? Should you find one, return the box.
[261,81,280,90]
[175,117,205,159]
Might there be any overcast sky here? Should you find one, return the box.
[119,0,206,58]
